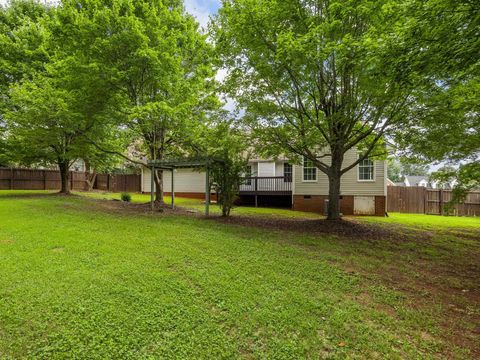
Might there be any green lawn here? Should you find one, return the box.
[359,212,480,230]
[76,190,322,219]
[0,191,478,359]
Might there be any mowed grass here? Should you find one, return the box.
[0,191,479,359]
[359,212,480,230]
[76,190,322,219]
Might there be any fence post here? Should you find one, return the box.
[10,168,14,190]
[43,170,47,190]
[107,174,110,191]
[423,188,427,214]
[439,189,443,216]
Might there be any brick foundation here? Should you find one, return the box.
[375,195,386,216]
[293,195,386,216]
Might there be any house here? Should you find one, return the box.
[141,148,387,216]
[403,175,434,188]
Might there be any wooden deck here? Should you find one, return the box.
[239,176,292,196]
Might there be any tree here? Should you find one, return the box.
[0,0,50,109]
[2,1,119,194]
[0,0,51,168]
[387,158,402,182]
[204,121,249,217]
[400,162,429,177]
[394,0,479,192]
[63,0,219,204]
[6,60,115,193]
[213,0,420,219]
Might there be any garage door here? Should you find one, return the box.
[354,196,375,215]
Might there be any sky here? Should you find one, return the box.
[0,0,221,27]
[184,0,221,28]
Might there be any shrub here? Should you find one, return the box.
[120,192,131,202]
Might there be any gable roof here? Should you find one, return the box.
[405,175,428,186]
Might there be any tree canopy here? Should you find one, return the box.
[213,0,423,219]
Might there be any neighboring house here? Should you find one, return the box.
[403,175,433,188]
[141,148,387,216]
[70,159,86,172]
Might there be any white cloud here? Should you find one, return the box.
[184,0,220,29]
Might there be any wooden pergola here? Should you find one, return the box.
[147,158,214,216]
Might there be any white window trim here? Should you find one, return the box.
[357,155,376,182]
[302,156,318,183]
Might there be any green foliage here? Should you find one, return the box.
[400,162,430,177]
[0,0,50,111]
[213,0,419,219]
[1,1,123,192]
[387,158,402,182]
[206,122,249,217]
[431,163,480,211]
[120,192,131,202]
[61,0,220,202]
[393,0,479,189]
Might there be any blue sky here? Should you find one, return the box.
[0,0,221,27]
[184,0,221,28]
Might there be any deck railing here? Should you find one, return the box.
[239,176,292,195]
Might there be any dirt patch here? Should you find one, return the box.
[0,239,14,245]
[210,215,428,243]
[83,197,200,217]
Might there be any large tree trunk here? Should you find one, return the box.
[58,160,71,195]
[327,149,344,220]
[327,171,342,220]
[154,169,164,204]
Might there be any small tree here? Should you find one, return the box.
[203,122,249,217]
[210,157,248,217]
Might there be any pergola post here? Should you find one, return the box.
[150,165,154,211]
[205,165,210,216]
[171,168,175,209]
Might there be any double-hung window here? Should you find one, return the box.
[358,157,375,181]
[303,156,317,181]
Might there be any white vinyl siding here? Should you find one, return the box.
[142,167,206,193]
[293,148,386,196]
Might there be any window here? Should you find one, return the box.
[358,157,374,181]
[245,165,252,185]
[303,156,317,181]
[283,163,292,182]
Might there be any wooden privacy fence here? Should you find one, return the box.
[94,173,141,193]
[0,168,141,193]
[387,186,480,217]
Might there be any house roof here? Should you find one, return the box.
[405,175,428,186]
